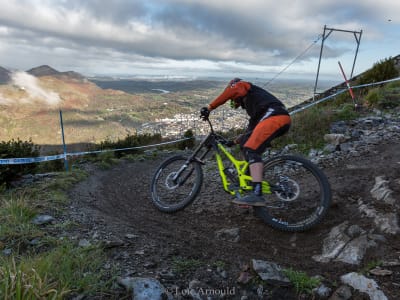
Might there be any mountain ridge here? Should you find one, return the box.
[0,66,11,84]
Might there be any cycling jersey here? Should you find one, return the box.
[208,80,289,130]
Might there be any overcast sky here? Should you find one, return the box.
[0,0,398,83]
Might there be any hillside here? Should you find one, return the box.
[0,66,11,84]
[0,68,226,149]
[0,56,399,152]
[65,109,400,299]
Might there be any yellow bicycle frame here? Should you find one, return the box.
[215,143,271,196]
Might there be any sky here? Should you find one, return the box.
[0,0,399,85]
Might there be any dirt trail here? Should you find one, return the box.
[69,139,400,299]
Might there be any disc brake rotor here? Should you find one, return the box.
[274,178,300,201]
[165,172,179,190]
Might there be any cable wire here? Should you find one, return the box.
[263,35,322,87]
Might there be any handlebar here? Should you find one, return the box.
[199,107,236,147]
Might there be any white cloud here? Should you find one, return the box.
[11,72,61,106]
[0,0,398,78]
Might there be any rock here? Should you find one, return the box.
[335,235,371,265]
[188,280,203,300]
[346,224,365,238]
[215,228,240,243]
[78,239,91,247]
[328,285,352,300]
[324,133,346,146]
[314,222,376,265]
[370,176,396,205]
[125,233,139,239]
[32,214,55,225]
[217,266,227,279]
[103,238,125,248]
[358,200,400,234]
[2,248,12,256]
[382,259,400,267]
[369,267,393,276]
[117,277,172,300]
[314,283,332,298]
[237,270,253,284]
[340,272,388,300]
[251,259,289,283]
[312,222,350,263]
[237,264,253,284]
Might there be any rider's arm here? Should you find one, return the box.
[208,81,251,111]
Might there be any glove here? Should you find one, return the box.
[200,107,210,120]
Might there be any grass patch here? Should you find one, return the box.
[0,192,43,250]
[172,257,203,274]
[0,168,111,298]
[0,241,107,299]
[283,268,320,295]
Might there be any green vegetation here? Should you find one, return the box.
[172,257,203,273]
[0,139,40,186]
[274,59,400,153]
[0,242,106,299]
[359,260,383,275]
[364,80,400,109]
[98,132,162,157]
[0,169,111,298]
[357,57,399,86]
[283,268,321,295]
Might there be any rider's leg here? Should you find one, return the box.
[232,115,291,206]
[249,162,263,196]
[249,162,263,182]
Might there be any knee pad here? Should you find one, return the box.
[244,148,262,164]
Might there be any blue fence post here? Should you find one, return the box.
[59,110,69,171]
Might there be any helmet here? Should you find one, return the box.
[228,77,242,87]
[228,78,243,109]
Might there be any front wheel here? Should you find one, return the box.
[150,155,203,213]
[254,155,331,232]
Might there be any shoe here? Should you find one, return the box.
[232,194,266,206]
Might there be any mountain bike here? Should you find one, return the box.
[150,113,331,232]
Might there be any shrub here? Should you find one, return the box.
[358,57,399,86]
[177,129,195,149]
[365,88,383,107]
[98,132,162,157]
[364,86,400,109]
[0,139,40,186]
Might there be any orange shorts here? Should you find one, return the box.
[244,115,291,151]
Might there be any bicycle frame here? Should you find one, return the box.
[186,117,272,198]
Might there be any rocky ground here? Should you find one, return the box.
[63,109,400,299]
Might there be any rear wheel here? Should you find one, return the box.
[150,155,203,212]
[254,155,331,232]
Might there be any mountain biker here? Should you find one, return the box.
[201,78,291,206]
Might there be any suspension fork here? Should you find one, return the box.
[172,133,213,184]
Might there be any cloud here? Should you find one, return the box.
[11,72,61,106]
[0,0,398,77]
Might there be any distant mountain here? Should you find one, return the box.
[27,65,86,81]
[0,66,11,84]
[27,65,59,77]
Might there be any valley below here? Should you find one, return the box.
[0,73,328,154]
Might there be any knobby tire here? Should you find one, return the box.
[150,155,203,212]
[254,155,331,232]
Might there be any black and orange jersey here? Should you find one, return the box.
[208,80,289,130]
